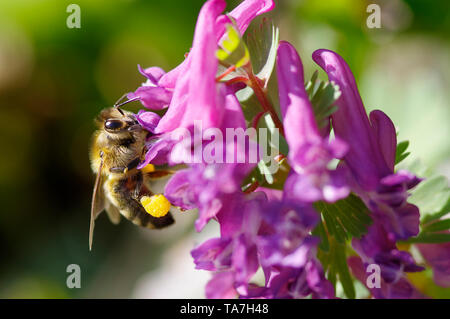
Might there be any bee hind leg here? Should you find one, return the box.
[114,174,174,229]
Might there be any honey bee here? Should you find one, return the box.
[89,105,174,250]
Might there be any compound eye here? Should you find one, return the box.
[105,119,124,130]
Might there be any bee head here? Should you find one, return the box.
[96,108,142,135]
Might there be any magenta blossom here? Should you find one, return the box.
[127,65,173,110]
[348,256,426,299]
[134,0,274,168]
[162,87,256,232]
[191,193,265,298]
[165,160,255,232]
[313,49,424,286]
[191,193,335,299]
[153,0,275,133]
[313,49,422,241]
[351,220,424,284]
[417,234,450,287]
[276,41,349,203]
[255,200,334,299]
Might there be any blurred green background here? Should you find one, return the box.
[0,0,448,298]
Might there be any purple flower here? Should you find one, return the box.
[257,200,318,269]
[192,237,233,271]
[216,0,275,41]
[191,193,334,299]
[348,256,426,299]
[191,194,265,298]
[205,271,238,298]
[162,91,256,231]
[135,110,160,133]
[156,0,226,133]
[135,0,274,168]
[264,259,334,299]
[276,41,349,203]
[255,199,334,299]
[312,49,422,241]
[417,236,450,287]
[352,221,424,284]
[312,49,424,285]
[155,0,275,133]
[165,161,255,232]
[137,85,248,168]
[127,65,173,110]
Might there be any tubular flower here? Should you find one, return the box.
[135,0,274,167]
[348,256,426,299]
[191,193,265,298]
[164,161,255,232]
[127,65,173,110]
[276,41,349,203]
[134,0,275,134]
[256,200,335,299]
[162,85,256,232]
[313,49,424,286]
[191,193,335,299]
[417,235,450,287]
[312,49,422,241]
[351,221,424,284]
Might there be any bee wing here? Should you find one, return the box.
[105,202,121,225]
[90,156,105,251]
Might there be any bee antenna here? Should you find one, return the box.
[113,93,140,116]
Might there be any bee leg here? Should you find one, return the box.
[113,175,174,229]
[126,157,141,171]
[110,166,126,173]
[132,174,144,200]
[146,170,174,179]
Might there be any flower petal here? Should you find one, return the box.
[313,49,391,190]
[370,110,397,172]
[135,110,160,133]
[417,241,450,287]
[128,86,172,110]
[137,65,166,85]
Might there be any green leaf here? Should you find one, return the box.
[314,194,373,241]
[245,17,279,87]
[314,194,372,299]
[313,218,330,252]
[305,71,341,129]
[217,24,250,69]
[404,233,450,244]
[423,218,450,233]
[395,140,410,165]
[335,242,356,299]
[239,92,262,123]
[409,175,450,223]
[317,238,356,299]
[236,18,280,120]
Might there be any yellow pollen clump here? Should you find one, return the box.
[140,164,155,174]
[140,194,171,218]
